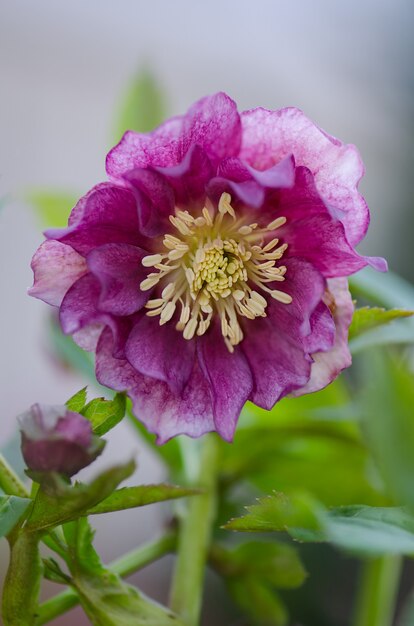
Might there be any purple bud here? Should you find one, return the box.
[19,404,104,477]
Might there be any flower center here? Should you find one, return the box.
[140,193,292,351]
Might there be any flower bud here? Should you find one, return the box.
[19,404,104,477]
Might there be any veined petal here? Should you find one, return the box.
[198,322,253,441]
[125,315,196,395]
[96,328,214,444]
[240,107,369,246]
[292,278,354,396]
[29,240,87,306]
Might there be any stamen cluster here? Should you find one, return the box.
[141,193,292,351]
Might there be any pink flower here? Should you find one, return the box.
[30,93,386,443]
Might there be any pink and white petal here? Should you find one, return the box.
[292,278,354,396]
[107,92,241,178]
[96,328,215,444]
[106,116,184,178]
[29,240,87,307]
[87,243,149,316]
[125,315,196,395]
[198,323,253,441]
[240,107,369,246]
[303,302,335,354]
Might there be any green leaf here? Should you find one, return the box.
[64,518,185,626]
[114,70,166,141]
[349,267,414,309]
[26,461,135,531]
[87,484,200,515]
[361,353,414,511]
[349,307,414,340]
[228,577,288,626]
[27,190,77,228]
[223,492,322,538]
[0,495,31,537]
[66,387,88,412]
[81,393,126,435]
[212,541,306,590]
[323,506,414,555]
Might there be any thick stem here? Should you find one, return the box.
[2,530,43,626]
[353,555,403,626]
[169,434,220,626]
[35,532,176,625]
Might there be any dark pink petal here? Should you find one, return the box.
[29,240,87,306]
[198,323,253,441]
[277,167,387,275]
[242,320,311,410]
[240,107,369,246]
[292,278,353,396]
[123,168,175,237]
[96,328,214,444]
[46,183,144,256]
[208,155,295,209]
[87,243,149,316]
[59,273,131,357]
[155,144,213,207]
[125,315,195,395]
[242,258,326,408]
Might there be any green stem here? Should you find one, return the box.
[169,434,220,626]
[2,530,43,626]
[0,453,29,497]
[353,555,403,626]
[35,532,176,625]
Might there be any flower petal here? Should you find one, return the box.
[278,167,387,276]
[240,107,369,246]
[125,315,196,395]
[87,243,149,316]
[292,278,353,396]
[106,92,241,179]
[122,168,175,237]
[59,273,131,357]
[155,144,213,207]
[106,116,184,176]
[242,258,326,409]
[46,183,144,256]
[198,322,253,441]
[29,240,87,306]
[96,328,214,443]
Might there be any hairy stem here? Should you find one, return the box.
[169,434,220,626]
[35,532,176,625]
[2,530,43,626]
[353,555,403,626]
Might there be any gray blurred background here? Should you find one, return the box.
[1,1,413,624]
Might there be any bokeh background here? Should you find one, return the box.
[1,1,413,624]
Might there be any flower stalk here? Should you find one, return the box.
[353,555,403,626]
[169,434,220,626]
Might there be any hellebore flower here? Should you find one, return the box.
[19,404,104,476]
[30,93,386,443]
